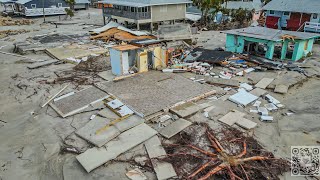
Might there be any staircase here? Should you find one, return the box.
[304,22,320,33]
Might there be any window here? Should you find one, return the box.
[131,7,135,12]
[31,4,36,9]
[58,3,62,8]
[283,11,290,16]
[313,14,318,19]
[160,5,167,12]
[269,10,274,14]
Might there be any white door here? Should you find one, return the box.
[122,51,129,75]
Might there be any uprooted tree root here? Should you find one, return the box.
[159,123,290,180]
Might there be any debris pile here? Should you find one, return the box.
[90,21,156,42]
[0,16,34,26]
[160,123,290,179]
[73,54,111,72]
[0,29,30,39]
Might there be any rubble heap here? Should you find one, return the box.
[0,16,34,26]
[0,29,30,39]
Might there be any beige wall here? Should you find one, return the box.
[151,4,186,22]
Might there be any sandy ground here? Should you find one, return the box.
[0,8,320,180]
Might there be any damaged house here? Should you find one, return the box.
[100,0,192,30]
[263,0,320,33]
[222,0,263,21]
[13,0,69,16]
[225,27,320,61]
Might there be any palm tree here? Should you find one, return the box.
[193,0,225,24]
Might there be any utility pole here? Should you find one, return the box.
[42,0,46,22]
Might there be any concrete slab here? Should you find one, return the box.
[170,102,212,118]
[250,88,267,97]
[218,110,246,126]
[97,108,119,119]
[95,71,213,117]
[159,119,192,139]
[235,117,257,129]
[76,123,157,172]
[76,116,121,147]
[255,78,274,89]
[115,115,144,132]
[144,136,177,180]
[274,84,289,94]
[228,91,258,106]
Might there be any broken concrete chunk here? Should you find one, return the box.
[274,84,289,94]
[260,116,274,121]
[258,107,269,116]
[264,103,278,111]
[76,123,157,172]
[144,136,177,180]
[228,91,258,106]
[255,78,274,89]
[158,115,172,123]
[253,100,261,107]
[75,116,121,147]
[159,119,192,139]
[218,110,246,126]
[126,168,147,180]
[265,94,281,105]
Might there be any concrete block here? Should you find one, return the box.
[144,136,177,180]
[76,123,157,172]
[159,119,192,139]
[170,102,213,118]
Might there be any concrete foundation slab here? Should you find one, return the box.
[95,71,213,117]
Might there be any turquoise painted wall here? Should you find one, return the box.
[110,48,122,76]
[225,34,318,61]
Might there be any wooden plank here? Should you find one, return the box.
[144,136,177,180]
[76,123,157,172]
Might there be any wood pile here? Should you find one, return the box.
[0,16,34,26]
[90,27,156,42]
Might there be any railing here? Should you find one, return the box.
[103,8,151,20]
[304,22,320,33]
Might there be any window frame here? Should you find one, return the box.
[269,10,275,15]
[31,4,36,9]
